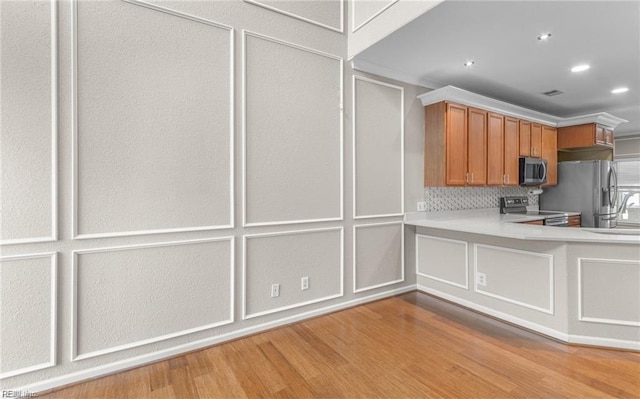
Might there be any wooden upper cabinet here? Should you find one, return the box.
[445,103,468,185]
[467,107,487,185]
[487,112,505,186]
[424,102,485,187]
[531,123,542,157]
[423,101,556,188]
[541,125,557,186]
[503,117,520,186]
[519,120,531,156]
[557,123,614,149]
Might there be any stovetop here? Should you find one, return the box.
[500,196,567,218]
[512,210,569,216]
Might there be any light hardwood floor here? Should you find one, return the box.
[41,292,640,398]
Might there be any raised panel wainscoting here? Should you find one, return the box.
[1,0,421,392]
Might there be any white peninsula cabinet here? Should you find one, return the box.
[407,209,640,350]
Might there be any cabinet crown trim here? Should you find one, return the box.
[418,86,627,129]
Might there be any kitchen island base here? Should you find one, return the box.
[414,226,640,351]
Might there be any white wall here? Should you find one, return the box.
[615,136,640,159]
[0,0,425,391]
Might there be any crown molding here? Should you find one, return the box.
[418,86,628,129]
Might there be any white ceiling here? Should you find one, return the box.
[354,0,640,137]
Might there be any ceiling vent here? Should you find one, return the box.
[542,89,564,97]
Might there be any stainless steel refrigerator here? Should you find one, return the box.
[540,160,618,228]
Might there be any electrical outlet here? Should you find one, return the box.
[417,201,427,212]
[301,276,309,290]
[271,283,280,298]
[476,272,487,286]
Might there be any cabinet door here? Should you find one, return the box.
[541,125,557,186]
[445,103,468,186]
[519,120,531,156]
[531,123,542,157]
[595,124,605,144]
[504,117,520,186]
[487,112,505,185]
[467,107,487,185]
[604,128,614,146]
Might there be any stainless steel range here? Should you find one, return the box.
[500,196,570,227]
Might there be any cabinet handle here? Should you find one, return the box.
[503,174,508,184]
[470,173,474,183]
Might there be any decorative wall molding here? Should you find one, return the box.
[578,257,640,327]
[242,227,344,319]
[352,0,399,33]
[0,252,57,378]
[241,30,344,227]
[0,0,58,246]
[418,284,640,352]
[474,244,554,315]
[353,221,405,293]
[13,285,415,395]
[71,0,235,239]
[244,0,344,33]
[416,234,469,289]
[71,238,234,361]
[352,75,404,219]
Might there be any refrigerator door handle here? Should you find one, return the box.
[602,187,609,206]
[609,167,618,209]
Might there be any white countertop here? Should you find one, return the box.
[405,208,640,244]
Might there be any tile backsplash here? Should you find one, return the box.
[424,186,539,212]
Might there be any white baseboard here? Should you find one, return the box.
[417,285,640,351]
[417,284,569,341]
[568,334,640,351]
[13,284,417,394]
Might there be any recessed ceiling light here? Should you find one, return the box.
[611,87,629,94]
[571,64,590,73]
[537,33,552,40]
[464,60,475,67]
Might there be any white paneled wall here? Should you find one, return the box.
[352,0,398,32]
[0,0,57,245]
[243,0,344,32]
[353,222,404,292]
[416,235,468,289]
[353,76,403,219]
[243,228,343,318]
[474,244,554,314]
[0,254,57,378]
[73,0,234,238]
[242,30,343,227]
[578,258,640,327]
[1,0,423,391]
[72,238,234,360]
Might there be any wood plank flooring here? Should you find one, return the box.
[41,292,640,398]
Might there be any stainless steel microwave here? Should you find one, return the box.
[519,157,547,186]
